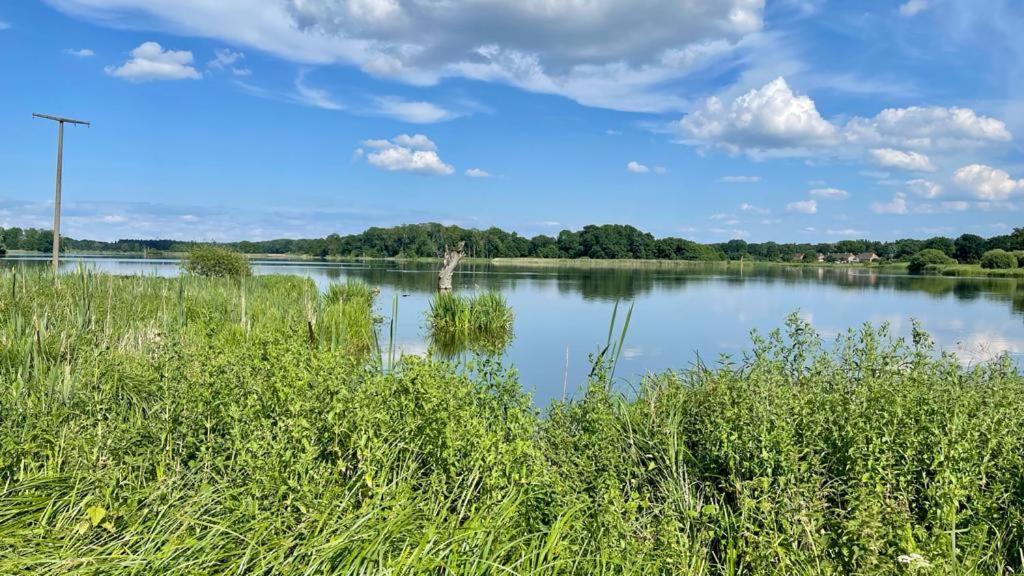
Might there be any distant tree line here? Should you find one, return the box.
[2,223,1022,264]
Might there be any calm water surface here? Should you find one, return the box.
[5,255,1023,405]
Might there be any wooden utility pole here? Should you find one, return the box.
[33,113,90,275]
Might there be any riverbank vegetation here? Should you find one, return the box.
[427,291,514,355]
[3,270,1024,574]
[4,223,1022,266]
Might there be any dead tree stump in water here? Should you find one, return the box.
[438,241,465,292]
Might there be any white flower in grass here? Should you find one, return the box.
[896,553,931,570]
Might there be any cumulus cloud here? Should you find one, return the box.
[870,193,909,215]
[358,134,455,175]
[868,148,935,172]
[627,161,650,174]
[674,77,1012,166]
[809,187,848,199]
[846,106,1011,150]
[905,178,942,199]
[786,199,817,214]
[50,0,764,112]
[719,175,761,183]
[465,168,490,178]
[105,41,201,81]
[739,202,769,214]
[953,164,1023,200]
[65,48,95,58]
[677,77,837,154]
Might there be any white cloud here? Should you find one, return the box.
[708,227,750,238]
[719,175,761,183]
[626,161,650,174]
[359,134,454,176]
[953,164,1023,200]
[739,202,769,214]
[827,228,866,236]
[673,77,1011,165]
[208,48,243,69]
[105,41,201,81]
[390,134,437,151]
[372,97,456,124]
[899,0,929,16]
[905,178,942,199]
[868,148,935,172]
[65,48,95,58]
[465,168,490,178]
[294,72,343,110]
[677,77,837,154]
[870,193,909,215]
[809,187,848,199]
[51,0,764,113]
[846,106,1011,150]
[786,199,818,214]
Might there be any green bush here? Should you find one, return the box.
[183,245,252,278]
[980,249,1019,269]
[0,243,6,257]
[907,248,954,273]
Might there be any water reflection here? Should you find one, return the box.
[3,255,1022,404]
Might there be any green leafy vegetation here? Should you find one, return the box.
[6,223,1024,266]
[3,271,1024,574]
[183,244,252,278]
[980,249,1019,269]
[427,291,514,355]
[908,248,955,274]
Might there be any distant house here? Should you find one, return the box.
[857,252,880,263]
[791,252,805,262]
[816,253,826,263]
[828,252,857,264]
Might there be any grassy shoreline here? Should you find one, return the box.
[8,250,1024,279]
[3,269,1024,573]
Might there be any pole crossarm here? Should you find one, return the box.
[33,112,91,276]
[32,113,91,127]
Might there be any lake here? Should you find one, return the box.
[4,255,1022,405]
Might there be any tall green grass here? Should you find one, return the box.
[2,271,1024,574]
[427,291,514,356]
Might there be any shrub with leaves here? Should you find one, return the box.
[980,249,1019,269]
[907,248,954,273]
[183,244,252,278]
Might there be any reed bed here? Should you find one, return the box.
[427,291,514,355]
[2,270,1024,574]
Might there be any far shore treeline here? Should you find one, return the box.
[1,223,1021,263]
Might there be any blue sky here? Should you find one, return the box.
[1,0,1022,242]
